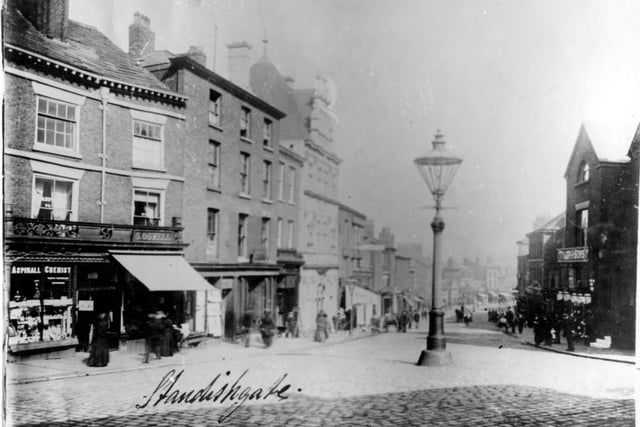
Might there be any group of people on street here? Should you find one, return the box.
[492,306,525,335]
[143,310,182,363]
[241,310,277,348]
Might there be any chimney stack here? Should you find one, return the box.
[129,12,155,61]
[13,0,69,41]
[227,41,252,89]
[186,45,207,66]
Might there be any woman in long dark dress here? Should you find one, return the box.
[160,314,175,357]
[88,313,109,367]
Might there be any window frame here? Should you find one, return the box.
[31,83,85,158]
[263,160,272,200]
[287,220,295,248]
[277,217,283,248]
[278,162,286,201]
[209,140,221,189]
[206,208,219,259]
[288,166,296,203]
[31,174,78,221]
[238,213,249,258]
[578,161,590,183]
[240,152,251,195]
[261,217,271,252]
[132,119,165,171]
[132,188,164,226]
[240,106,251,139]
[209,89,222,128]
[576,208,589,246]
[263,118,273,147]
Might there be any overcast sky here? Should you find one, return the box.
[70,0,640,265]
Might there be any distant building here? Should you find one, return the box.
[250,50,342,334]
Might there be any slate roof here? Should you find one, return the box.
[3,6,172,92]
[250,55,309,141]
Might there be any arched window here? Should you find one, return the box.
[578,161,589,182]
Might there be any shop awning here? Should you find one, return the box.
[111,252,219,296]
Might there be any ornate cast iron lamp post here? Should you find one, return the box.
[415,130,462,366]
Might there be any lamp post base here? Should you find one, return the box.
[416,349,453,366]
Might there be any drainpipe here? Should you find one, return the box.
[98,87,110,222]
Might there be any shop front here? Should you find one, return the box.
[193,264,280,341]
[5,216,217,360]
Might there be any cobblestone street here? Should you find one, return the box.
[6,322,636,426]
[16,385,635,427]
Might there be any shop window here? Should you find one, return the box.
[8,265,73,345]
[133,190,162,226]
[132,120,164,170]
[32,176,74,221]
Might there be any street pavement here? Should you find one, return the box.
[4,319,637,426]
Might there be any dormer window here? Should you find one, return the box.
[578,161,589,183]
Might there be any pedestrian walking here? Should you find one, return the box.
[413,311,420,329]
[517,311,525,334]
[88,312,109,367]
[259,310,276,348]
[563,310,575,352]
[314,311,328,342]
[285,307,299,338]
[399,310,408,333]
[506,307,515,334]
[143,312,163,363]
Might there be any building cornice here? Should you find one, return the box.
[5,44,188,107]
[5,66,186,120]
[304,190,341,207]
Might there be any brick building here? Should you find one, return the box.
[3,0,218,359]
[250,51,342,334]
[128,17,303,338]
[558,121,638,348]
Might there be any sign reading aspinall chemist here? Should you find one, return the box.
[557,247,589,262]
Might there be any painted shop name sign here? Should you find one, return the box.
[557,247,589,262]
[11,266,72,275]
[133,230,175,241]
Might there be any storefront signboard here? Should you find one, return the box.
[557,247,589,263]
